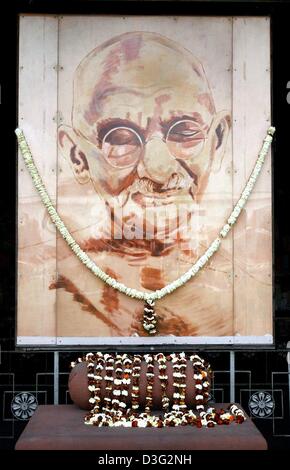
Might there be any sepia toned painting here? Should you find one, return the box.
[17,16,272,345]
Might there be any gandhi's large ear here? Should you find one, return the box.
[210,110,231,173]
[58,125,90,184]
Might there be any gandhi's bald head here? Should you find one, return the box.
[73,32,216,139]
[59,32,230,245]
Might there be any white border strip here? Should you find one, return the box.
[17,336,57,345]
[17,335,273,346]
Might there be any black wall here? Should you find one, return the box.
[0,0,290,455]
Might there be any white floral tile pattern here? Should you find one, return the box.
[11,392,38,420]
[248,391,275,418]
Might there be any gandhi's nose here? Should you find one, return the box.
[140,137,177,184]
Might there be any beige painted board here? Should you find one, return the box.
[17,15,272,344]
[232,17,272,338]
[17,15,58,341]
[55,16,234,339]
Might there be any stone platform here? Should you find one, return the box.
[15,404,267,450]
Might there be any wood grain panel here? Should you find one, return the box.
[232,17,272,338]
[17,15,58,343]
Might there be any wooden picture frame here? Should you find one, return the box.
[17,13,273,348]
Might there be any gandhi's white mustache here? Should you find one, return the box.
[131,173,189,194]
[113,173,196,209]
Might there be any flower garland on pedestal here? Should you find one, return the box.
[112,354,124,421]
[15,126,275,335]
[163,352,187,426]
[155,353,170,412]
[86,352,104,418]
[73,352,246,428]
[144,354,154,414]
[98,353,115,426]
[191,354,211,415]
[122,355,133,415]
[131,354,142,414]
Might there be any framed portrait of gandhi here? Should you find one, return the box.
[17,14,273,347]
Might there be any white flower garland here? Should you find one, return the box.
[75,352,246,428]
[15,126,275,305]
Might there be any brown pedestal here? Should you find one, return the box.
[15,404,267,450]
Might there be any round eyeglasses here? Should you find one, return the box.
[100,119,208,169]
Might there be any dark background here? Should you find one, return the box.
[0,0,290,458]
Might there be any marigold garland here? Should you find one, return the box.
[16,126,275,335]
